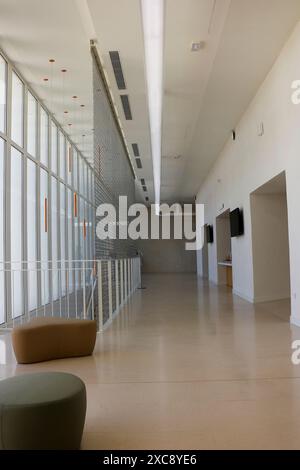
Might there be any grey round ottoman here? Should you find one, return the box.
[0,372,86,450]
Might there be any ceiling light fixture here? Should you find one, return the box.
[141,0,164,214]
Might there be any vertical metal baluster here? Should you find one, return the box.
[91,268,94,320]
[124,259,127,301]
[43,270,46,317]
[59,269,62,318]
[67,269,70,318]
[51,270,54,318]
[97,260,103,328]
[12,271,15,328]
[83,260,86,319]
[120,259,124,306]
[108,259,112,321]
[75,270,78,319]
[115,259,119,312]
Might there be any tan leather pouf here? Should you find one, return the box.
[12,317,97,364]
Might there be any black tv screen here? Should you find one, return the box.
[230,208,244,237]
[206,225,214,244]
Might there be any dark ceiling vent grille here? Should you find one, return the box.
[140,178,146,186]
[142,186,147,192]
[135,158,142,169]
[109,51,126,90]
[120,95,132,120]
[132,143,140,157]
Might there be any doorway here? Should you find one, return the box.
[250,171,290,303]
[216,210,232,288]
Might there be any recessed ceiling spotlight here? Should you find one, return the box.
[191,41,206,52]
[68,123,72,126]
[72,96,78,99]
[80,104,85,107]
[64,111,68,114]
[49,59,55,63]
[61,69,67,73]
[43,78,49,81]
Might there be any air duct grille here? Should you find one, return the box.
[132,143,140,157]
[120,95,132,120]
[109,51,126,90]
[135,158,142,169]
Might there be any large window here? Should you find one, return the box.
[79,197,85,267]
[79,156,84,195]
[40,107,48,166]
[27,159,37,311]
[73,149,78,190]
[11,73,23,147]
[67,143,72,186]
[59,131,65,181]
[74,191,80,289]
[67,189,73,292]
[60,183,66,296]
[0,139,4,323]
[11,147,23,318]
[27,92,37,157]
[51,177,59,301]
[0,55,6,134]
[40,168,49,305]
[51,121,57,174]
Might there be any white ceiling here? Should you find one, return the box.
[0,0,94,163]
[181,0,300,199]
[0,0,299,203]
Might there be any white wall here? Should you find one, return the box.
[197,225,208,277]
[196,21,300,325]
[139,239,196,273]
[251,193,290,302]
[216,214,231,285]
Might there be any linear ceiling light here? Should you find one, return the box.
[141,0,164,213]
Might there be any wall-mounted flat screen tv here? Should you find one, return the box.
[230,208,244,237]
[206,225,214,244]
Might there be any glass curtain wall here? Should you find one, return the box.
[0,51,95,324]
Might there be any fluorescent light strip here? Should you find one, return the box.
[141,0,164,213]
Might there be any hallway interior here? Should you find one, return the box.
[0,273,299,450]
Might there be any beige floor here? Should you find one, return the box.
[1,273,300,450]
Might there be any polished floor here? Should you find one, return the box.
[1,273,300,450]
